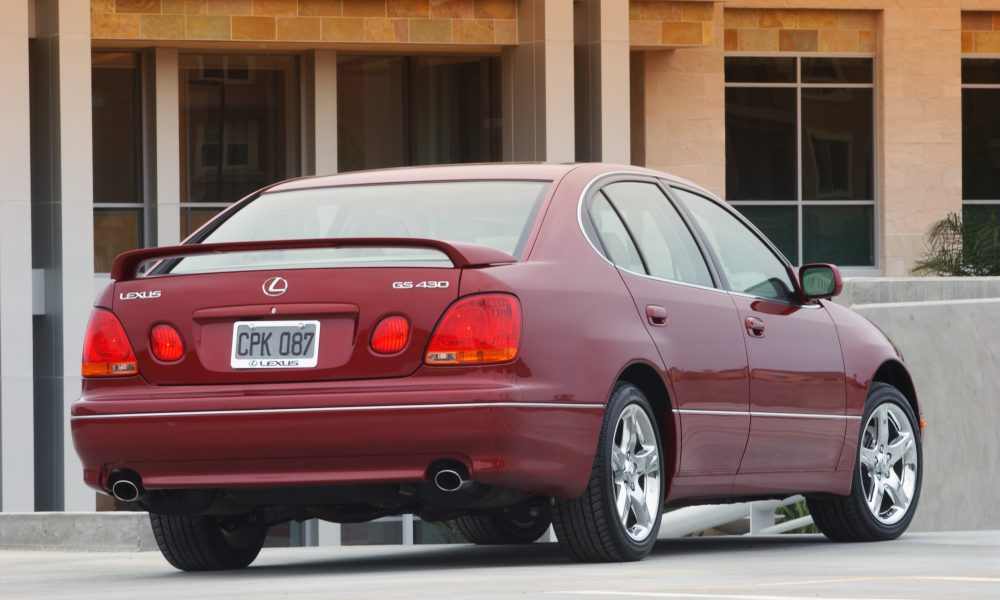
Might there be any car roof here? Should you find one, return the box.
[265,163,711,196]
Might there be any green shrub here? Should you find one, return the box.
[912,212,1000,276]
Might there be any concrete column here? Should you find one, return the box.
[0,0,35,512]
[155,48,180,246]
[32,0,96,511]
[502,0,575,162]
[317,519,342,546]
[575,0,631,163]
[313,50,338,176]
[639,2,726,197]
[879,6,963,276]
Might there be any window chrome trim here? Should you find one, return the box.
[71,401,606,421]
[674,408,860,420]
[576,171,730,296]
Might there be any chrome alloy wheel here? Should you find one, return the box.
[611,404,661,541]
[858,403,919,525]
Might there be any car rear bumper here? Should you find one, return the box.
[71,377,604,499]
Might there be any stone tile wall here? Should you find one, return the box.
[724,8,877,53]
[91,0,517,44]
[962,11,1000,53]
[629,1,714,49]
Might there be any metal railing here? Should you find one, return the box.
[658,496,814,538]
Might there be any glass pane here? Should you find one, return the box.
[726,88,797,200]
[590,193,645,274]
[181,207,224,239]
[801,88,874,200]
[735,205,798,265]
[963,89,1000,200]
[802,205,874,266]
[602,182,714,287]
[179,54,299,204]
[962,58,1000,85]
[92,52,141,204]
[94,209,142,273]
[963,203,1000,227]
[337,55,501,172]
[724,57,796,83]
[801,58,874,84]
[673,188,796,303]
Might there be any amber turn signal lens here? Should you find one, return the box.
[371,316,410,354]
[150,324,185,362]
[82,309,139,377]
[425,294,521,365]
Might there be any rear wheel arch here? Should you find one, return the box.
[616,362,675,476]
[871,360,919,421]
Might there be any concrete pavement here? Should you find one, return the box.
[0,531,997,599]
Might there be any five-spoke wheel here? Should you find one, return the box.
[553,382,664,562]
[611,404,662,541]
[808,382,923,542]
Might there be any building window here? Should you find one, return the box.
[725,56,875,267]
[92,52,145,272]
[962,58,1000,226]
[337,55,501,172]
[179,54,300,238]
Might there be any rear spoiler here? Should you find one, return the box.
[110,238,518,282]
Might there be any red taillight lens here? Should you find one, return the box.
[371,316,410,354]
[82,309,138,377]
[425,294,521,365]
[150,324,185,362]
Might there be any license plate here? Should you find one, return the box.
[230,320,320,369]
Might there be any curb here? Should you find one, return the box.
[0,512,157,552]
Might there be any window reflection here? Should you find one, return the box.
[92,51,143,271]
[179,54,299,205]
[337,55,501,172]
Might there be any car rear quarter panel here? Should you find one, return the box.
[459,166,672,493]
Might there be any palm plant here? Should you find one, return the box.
[912,212,1000,276]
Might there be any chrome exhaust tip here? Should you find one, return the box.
[110,477,143,503]
[433,468,471,493]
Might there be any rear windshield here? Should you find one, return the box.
[169,180,549,274]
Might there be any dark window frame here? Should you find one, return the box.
[724,55,877,268]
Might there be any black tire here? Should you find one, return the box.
[150,512,268,571]
[453,503,552,545]
[552,382,664,562]
[808,382,923,542]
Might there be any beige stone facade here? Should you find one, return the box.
[642,0,981,276]
[70,0,1000,277]
[72,0,1000,276]
[91,0,518,45]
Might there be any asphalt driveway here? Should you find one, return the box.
[1,531,996,599]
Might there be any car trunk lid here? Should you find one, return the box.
[110,239,515,385]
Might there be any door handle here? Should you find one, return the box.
[745,316,766,338]
[646,305,668,327]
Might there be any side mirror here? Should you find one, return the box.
[799,263,843,300]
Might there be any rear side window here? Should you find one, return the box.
[590,194,645,274]
[672,187,796,302]
[170,181,548,274]
[600,182,714,288]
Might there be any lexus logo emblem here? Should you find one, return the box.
[262,277,288,297]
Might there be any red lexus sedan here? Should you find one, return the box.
[72,163,923,570]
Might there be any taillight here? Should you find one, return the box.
[425,294,521,365]
[150,324,184,362]
[82,309,138,377]
[371,316,410,354]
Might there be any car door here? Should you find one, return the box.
[670,186,847,478]
[584,179,750,493]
